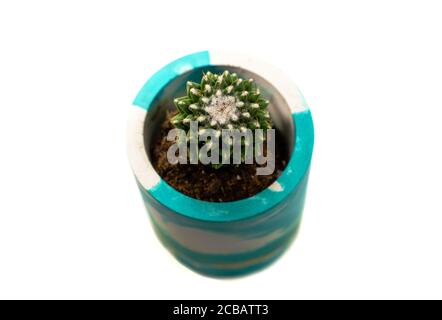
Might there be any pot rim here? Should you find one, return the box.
[127,51,314,222]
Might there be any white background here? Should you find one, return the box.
[0,0,441,300]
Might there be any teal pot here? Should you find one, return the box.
[127,51,314,277]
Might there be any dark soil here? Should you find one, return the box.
[150,111,289,202]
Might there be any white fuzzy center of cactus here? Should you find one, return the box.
[204,95,238,126]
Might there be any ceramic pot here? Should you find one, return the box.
[127,51,314,277]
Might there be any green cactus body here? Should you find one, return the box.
[171,70,273,166]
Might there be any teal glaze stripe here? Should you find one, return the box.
[151,217,300,265]
[133,51,210,110]
[174,244,289,277]
[149,110,314,222]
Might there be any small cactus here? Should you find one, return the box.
[171,70,273,166]
[172,70,272,130]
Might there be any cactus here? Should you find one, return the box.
[171,70,273,166]
[172,70,272,130]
